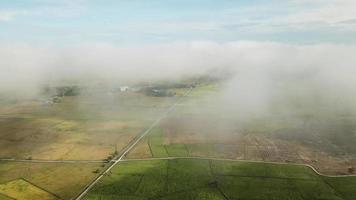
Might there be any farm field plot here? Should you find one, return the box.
[84,159,356,200]
[0,179,59,200]
[0,89,185,160]
[126,83,356,175]
[0,194,13,200]
[128,114,356,175]
[0,161,101,200]
[324,176,356,200]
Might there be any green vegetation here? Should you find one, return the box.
[88,160,168,200]
[186,144,238,158]
[165,144,189,157]
[0,162,101,200]
[0,194,14,200]
[0,87,181,160]
[324,176,356,200]
[0,83,193,199]
[148,128,169,157]
[2,82,356,200]
[148,127,190,157]
[157,188,224,200]
[0,179,59,200]
[188,83,218,97]
[85,159,356,200]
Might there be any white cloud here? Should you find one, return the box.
[0,1,87,22]
[0,10,28,21]
[212,0,356,33]
[288,0,356,23]
[278,0,356,30]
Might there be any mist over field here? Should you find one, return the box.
[1,42,356,111]
[220,42,356,116]
[3,1,356,199]
[2,41,356,128]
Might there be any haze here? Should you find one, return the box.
[1,1,356,200]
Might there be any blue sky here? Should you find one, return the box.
[1,0,356,45]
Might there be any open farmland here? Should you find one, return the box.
[0,179,60,200]
[0,85,191,199]
[2,82,356,199]
[84,158,356,200]
[0,161,101,199]
[0,83,194,199]
[0,88,186,160]
[127,83,356,175]
[2,0,356,199]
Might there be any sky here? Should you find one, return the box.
[1,0,356,45]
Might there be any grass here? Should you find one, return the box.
[0,83,223,200]
[0,91,178,160]
[87,160,168,199]
[167,159,212,193]
[3,82,356,200]
[0,179,59,200]
[53,120,79,131]
[0,89,183,199]
[188,84,219,98]
[126,137,152,159]
[0,193,13,200]
[324,176,356,200]
[165,144,189,157]
[147,127,190,158]
[84,159,356,200]
[148,127,168,157]
[0,162,101,200]
[217,176,304,200]
[91,174,142,195]
[156,187,224,200]
[293,180,342,200]
[211,161,318,180]
[186,144,216,157]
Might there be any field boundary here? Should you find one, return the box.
[2,156,354,178]
[120,157,356,178]
[323,179,347,200]
[22,178,64,200]
[0,178,64,200]
[0,193,16,200]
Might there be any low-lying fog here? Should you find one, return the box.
[2,41,356,109]
[1,41,356,116]
[1,41,356,153]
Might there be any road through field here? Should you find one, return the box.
[72,88,193,200]
[2,156,355,178]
